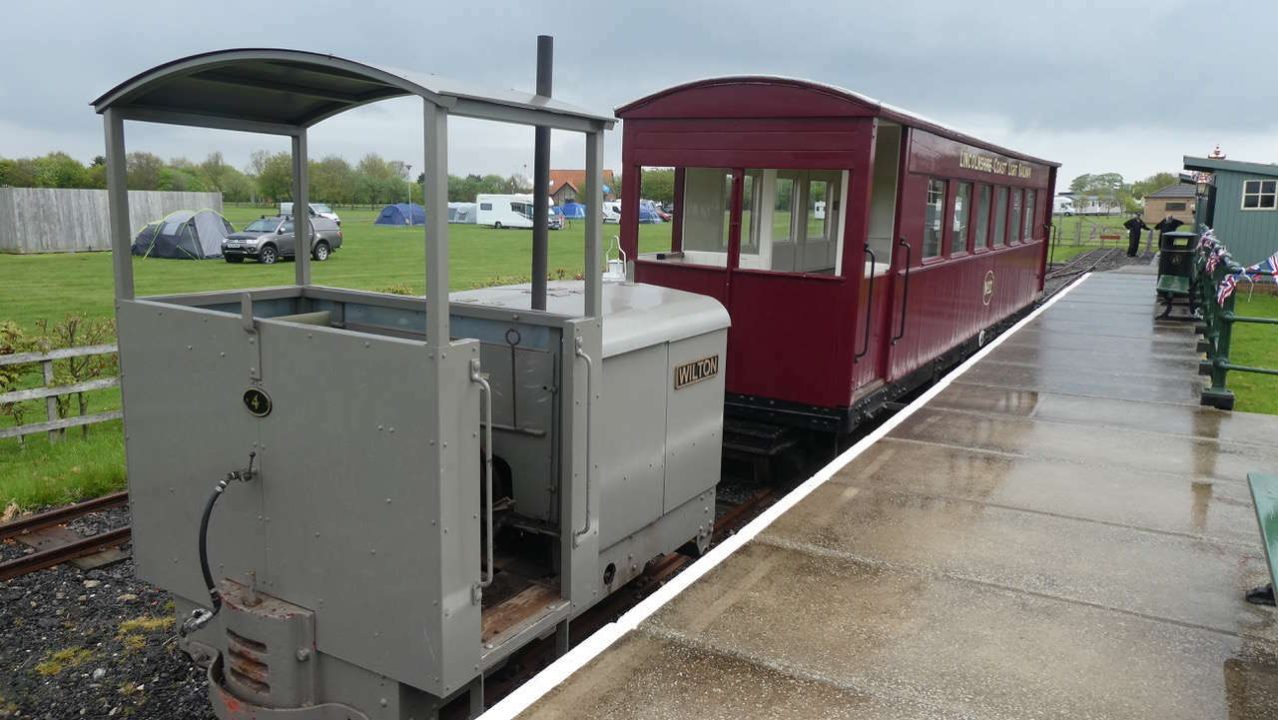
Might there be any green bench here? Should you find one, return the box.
[1247,473,1278,605]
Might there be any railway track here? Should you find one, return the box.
[0,491,131,581]
[1047,247,1125,282]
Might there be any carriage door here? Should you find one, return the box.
[853,122,902,389]
[725,169,851,408]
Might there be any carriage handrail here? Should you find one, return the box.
[892,239,912,345]
[855,246,876,363]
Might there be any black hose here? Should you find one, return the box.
[197,479,227,617]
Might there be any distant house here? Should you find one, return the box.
[548,169,617,204]
[1141,183,1197,226]
[1184,154,1278,266]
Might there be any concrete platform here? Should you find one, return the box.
[515,273,1278,720]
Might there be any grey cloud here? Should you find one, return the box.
[2,0,1275,183]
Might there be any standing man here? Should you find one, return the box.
[1154,215,1185,246]
[1123,213,1150,257]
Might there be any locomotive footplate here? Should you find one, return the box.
[722,418,799,484]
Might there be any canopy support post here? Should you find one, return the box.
[423,99,450,348]
[292,130,311,286]
[104,109,133,301]
[584,129,603,319]
[531,35,553,311]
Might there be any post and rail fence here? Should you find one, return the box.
[1194,235,1278,410]
[0,344,120,442]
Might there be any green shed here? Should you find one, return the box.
[1184,155,1278,266]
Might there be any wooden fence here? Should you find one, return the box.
[0,188,223,254]
[0,344,120,441]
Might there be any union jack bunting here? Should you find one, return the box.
[1198,229,1217,250]
[1217,273,1238,305]
[1206,247,1222,274]
[1246,251,1278,286]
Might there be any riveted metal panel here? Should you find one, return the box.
[117,300,266,604]
[598,345,668,549]
[252,319,480,695]
[664,330,728,513]
[479,340,559,523]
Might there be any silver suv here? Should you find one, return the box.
[223,215,343,264]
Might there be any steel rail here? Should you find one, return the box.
[0,526,131,581]
[0,491,129,541]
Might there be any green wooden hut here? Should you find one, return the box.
[1184,155,1278,265]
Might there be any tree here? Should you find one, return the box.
[1069,172,1127,213]
[310,155,355,204]
[33,153,88,188]
[0,157,39,187]
[198,152,230,190]
[1130,172,1180,200]
[218,169,255,202]
[125,152,164,190]
[638,168,675,204]
[247,150,272,177]
[254,152,293,201]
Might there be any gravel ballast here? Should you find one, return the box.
[0,508,212,719]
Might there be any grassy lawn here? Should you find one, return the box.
[0,207,672,509]
[1,207,674,331]
[1227,292,1278,416]
[2,207,1272,509]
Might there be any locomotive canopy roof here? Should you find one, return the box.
[91,48,615,134]
[616,76,1058,168]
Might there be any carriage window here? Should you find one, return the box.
[1009,189,1023,243]
[677,167,733,264]
[1023,189,1037,240]
[992,187,1008,246]
[924,179,945,258]
[742,169,844,274]
[951,182,971,255]
[974,184,991,248]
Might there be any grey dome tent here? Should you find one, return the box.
[132,209,234,259]
[448,202,477,224]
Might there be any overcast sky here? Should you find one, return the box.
[2,0,1274,189]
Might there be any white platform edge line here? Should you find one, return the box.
[481,272,1093,719]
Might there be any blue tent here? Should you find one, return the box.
[375,203,426,226]
[561,202,586,219]
[637,202,662,224]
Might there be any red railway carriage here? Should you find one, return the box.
[616,77,1059,433]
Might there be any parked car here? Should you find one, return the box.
[280,202,342,226]
[602,201,621,224]
[223,215,343,264]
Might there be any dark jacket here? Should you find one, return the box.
[1124,216,1149,241]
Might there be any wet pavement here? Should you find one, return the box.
[520,273,1278,719]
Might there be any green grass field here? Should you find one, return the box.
[1226,292,1278,416]
[2,207,1275,509]
[0,207,673,509]
[1,207,675,331]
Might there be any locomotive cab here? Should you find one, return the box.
[94,50,726,720]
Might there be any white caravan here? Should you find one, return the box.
[476,194,556,229]
[601,200,622,223]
